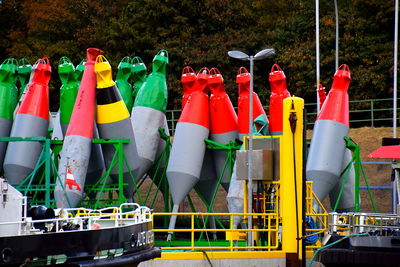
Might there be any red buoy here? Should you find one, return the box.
[268,64,291,135]
[237,67,268,140]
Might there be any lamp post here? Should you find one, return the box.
[228,48,275,248]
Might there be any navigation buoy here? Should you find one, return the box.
[95,55,140,198]
[131,50,169,180]
[0,59,19,173]
[17,58,32,98]
[4,58,51,185]
[116,56,134,113]
[306,64,351,202]
[58,56,78,134]
[54,48,103,208]
[237,67,269,140]
[166,68,210,239]
[209,68,238,191]
[131,56,147,99]
[269,64,291,135]
[181,66,197,109]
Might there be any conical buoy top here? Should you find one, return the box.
[268,64,290,134]
[75,59,86,82]
[17,58,51,120]
[181,66,197,109]
[30,58,51,85]
[152,49,169,74]
[133,50,168,112]
[237,66,268,137]
[131,56,147,98]
[66,48,103,138]
[332,64,351,91]
[317,64,351,126]
[208,67,225,96]
[58,56,76,86]
[94,55,116,88]
[0,58,18,85]
[236,66,250,92]
[196,67,210,94]
[317,84,327,109]
[116,56,132,81]
[17,58,32,90]
[269,64,288,94]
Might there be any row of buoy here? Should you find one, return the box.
[0,50,355,215]
[166,64,291,236]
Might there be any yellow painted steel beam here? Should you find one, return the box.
[280,97,304,258]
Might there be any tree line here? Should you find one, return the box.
[0,0,395,111]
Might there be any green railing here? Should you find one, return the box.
[165,98,399,134]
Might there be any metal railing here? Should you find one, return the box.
[152,181,328,251]
[165,98,399,134]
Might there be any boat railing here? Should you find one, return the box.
[0,203,152,234]
[329,212,400,235]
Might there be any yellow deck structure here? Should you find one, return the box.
[141,97,328,266]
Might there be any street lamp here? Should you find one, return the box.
[228,48,275,248]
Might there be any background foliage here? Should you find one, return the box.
[0,0,396,111]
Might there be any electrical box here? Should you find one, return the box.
[236,138,280,181]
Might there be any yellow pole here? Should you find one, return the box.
[280,97,304,262]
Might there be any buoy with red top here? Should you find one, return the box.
[4,58,51,185]
[181,66,197,109]
[54,48,103,208]
[268,64,291,135]
[306,64,351,202]
[95,55,140,199]
[209,67,238,191]
[237,67,269,140]
[166,67,210,240]
[317,84,327,109]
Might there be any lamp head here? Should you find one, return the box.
[254,48,275,60]
[228,51,249,61]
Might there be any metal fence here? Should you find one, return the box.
[166,98,399,134]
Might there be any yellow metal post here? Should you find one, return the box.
[280,97,304,263]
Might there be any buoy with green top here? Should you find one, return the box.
[75,59,86,82]
[131,50,168,180]
[116,56,134,113]
[131,56,147,99]
[58,56,78,134]
[17,58,32,97]
[0,58,19,173]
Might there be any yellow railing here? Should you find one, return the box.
[152,212,280,251]
[152,181,328,252]
[305,181,329,249]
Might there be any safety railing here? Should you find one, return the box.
[329,212,400,235]
[305,181,329,249]
[152,212,280,251]
[164,98,399,134]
